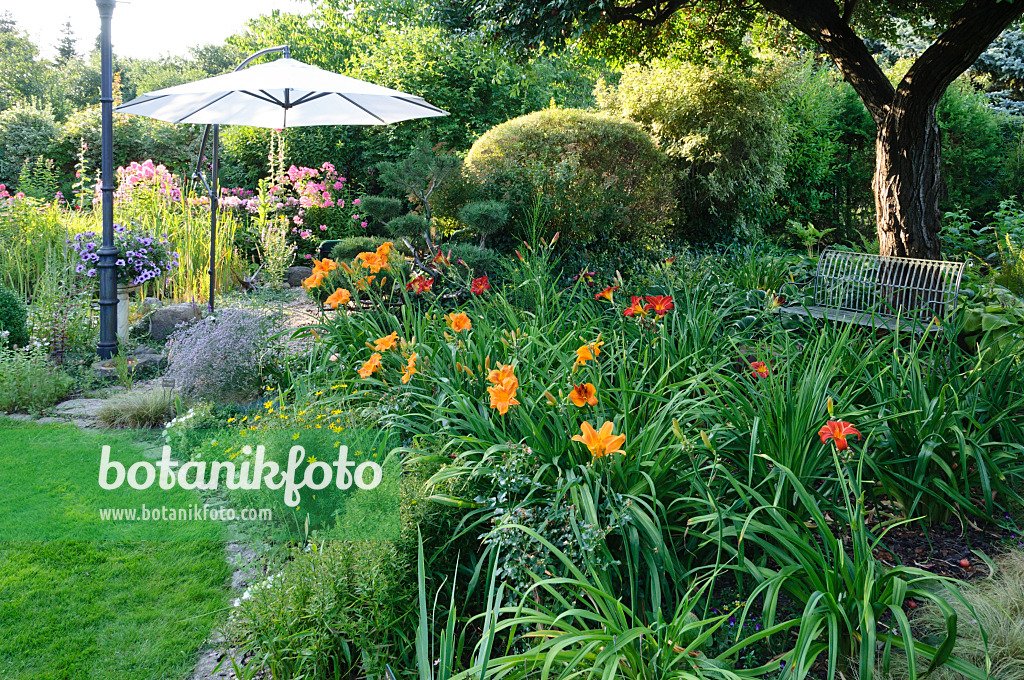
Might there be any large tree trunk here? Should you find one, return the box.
[757,0,1024,260]
[873,103,943,260]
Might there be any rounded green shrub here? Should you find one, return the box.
[0,287,29,348]
[448,243,503,284]
[385,213,430,239]
[464,108,676,247]
[596,62,788,241]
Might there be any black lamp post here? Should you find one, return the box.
[96,0,118,359]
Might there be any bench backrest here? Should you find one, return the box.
[813,248,966,322]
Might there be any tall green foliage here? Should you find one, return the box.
[596,61,788,241]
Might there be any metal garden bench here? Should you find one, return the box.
[780,248,966,332]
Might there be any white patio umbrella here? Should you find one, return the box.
[115,46,449,311]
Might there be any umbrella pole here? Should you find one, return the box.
[209,124,219,314]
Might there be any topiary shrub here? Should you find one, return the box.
[384,213,430,240]
[0,287,29,348]
[358,195,405,228]
[458,200,510,247]
[463,108,676,248]
[596,61,788,241]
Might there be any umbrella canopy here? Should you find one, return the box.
[116,56,449,127]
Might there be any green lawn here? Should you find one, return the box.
[0,421,230,680]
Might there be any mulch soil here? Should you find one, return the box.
[872,517,1019,579]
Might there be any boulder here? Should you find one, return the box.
[50,398,107,419]
[286,266,313,288]
[149,303,202,342]
[141,297,164,313]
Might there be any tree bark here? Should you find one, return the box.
[873,103,943,259]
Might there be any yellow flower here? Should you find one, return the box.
[401,352,418,384]
[374,331,399,351]
[572,421,626,459]
[264,401,273,409]
[227,417,235,423]
[358,352,382,379]
[575,341,603,366]
[446,311,472,332]
[487,377,520,415]
[325,287,351,309]
[569,382,598,408]
[307,456,317,464]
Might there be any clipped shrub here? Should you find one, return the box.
[0,287,30,348]
[166,308,275,404]
[0,344,73,413]
[464,108,675,247]
[357,195,405,227]
[458,200,510,247]
[385,213,430,240]
[596,61,788,241]
[447,243,503,283]
[98,389,176,429]
[0,103,58,187]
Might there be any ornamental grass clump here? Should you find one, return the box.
[166,308,275,404]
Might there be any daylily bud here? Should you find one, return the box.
[515,250,525,261]
[544,391,557,405]
[550,231,560,246]
[827,397,835,417]
[672,419,683,441]
[700,431,713,451]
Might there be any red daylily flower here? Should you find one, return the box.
[623,296,647,317]
[818,421,862,451]
[406,275,434,294]
[595,285,618,302]
[471,275,491,295]
[644,295,674,316]
[751,361,770,378]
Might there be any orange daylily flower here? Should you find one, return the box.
[324,287,351,309]
[355,275,376,290]
[595,286,618,302]
[569,383,598,407]
[623,296,647,317]
[358,352,383,379]
[303,271,326,290]
[401,352,418,384]
[644,295,675,316]
[572,421,626,459]
[487,364,517,388]
[312,258,338,275]
[818,421,862,451]
[487,377,520,415]
[376,241,394,259]
[373,331,399,351]
[446,311,472,332]
[751,361,770,379]
[356,249,389,273]
[575,341,603,366]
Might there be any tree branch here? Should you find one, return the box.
[840,0,860,24]
[895,0,1024,119]
[756,0,894,122]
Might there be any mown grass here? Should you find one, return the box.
[0,420,230,680]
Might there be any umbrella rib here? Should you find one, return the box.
[394,96,448,115]
[174,92,234,124]
[115,94,169,111]
[335,93,387,124]
[240,90,284,106]
[289,91,332,107]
